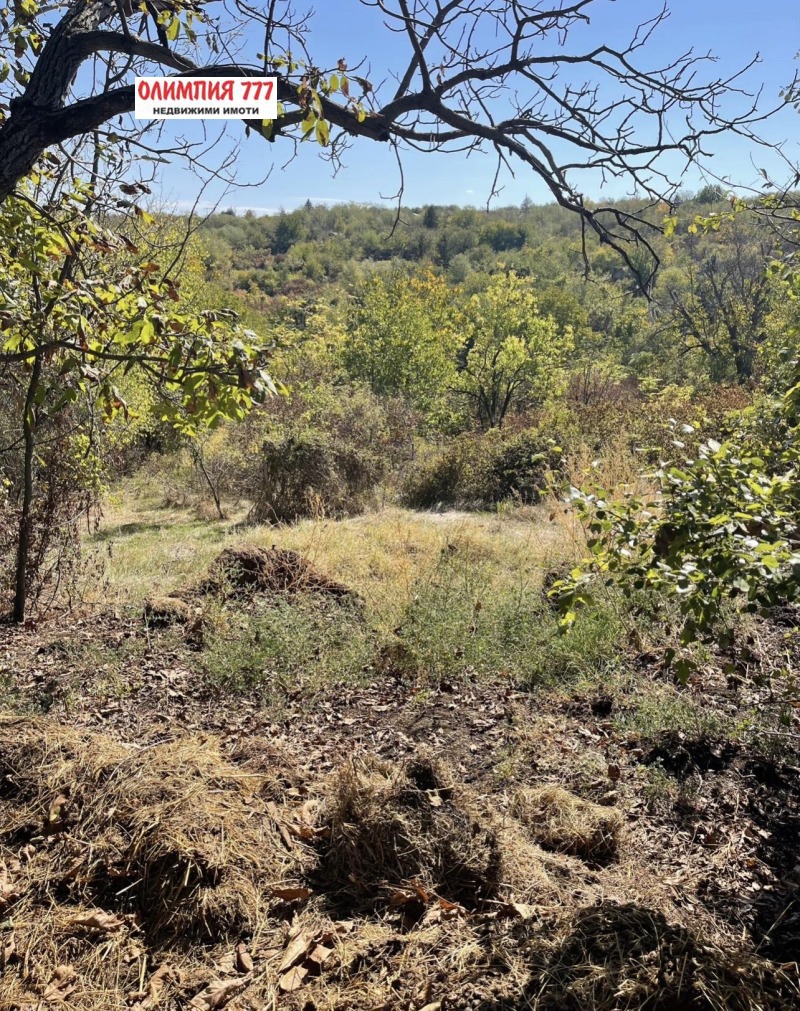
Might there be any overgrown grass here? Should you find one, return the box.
[88,478,618,695]
[201,598,373,697]
[93,477,581,625]
[394,575,624,686]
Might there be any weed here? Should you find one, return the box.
[201,599,372,696]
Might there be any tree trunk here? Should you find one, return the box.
[190,439,225,520]
[13,353,42,623]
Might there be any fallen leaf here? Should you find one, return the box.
[256,945,282,961]
[188,977,248,1010]
[1,931,16,967]
[496,901,536,921]
[389,889,416,908]
[71,910,125,933]
[412,882,431,903]
[279,964,309,992]
[287,822,327,840]
[129,964,176,1010]
[271,886,312,902]
[266,802,295,849]
[235,944,254,974]
[47,791,71,824]
[43,964,77,1002]
[308,943,333,966]
[212,951,237,976]
[0,862,19,911]
[278,929,313,973]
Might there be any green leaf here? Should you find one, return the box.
[315,118,330,146]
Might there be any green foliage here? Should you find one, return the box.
[403,427,563,509]
[456,272,573,428]
[488,429,565,503]
[249,428,385,523]
[556,394,800,679]
[403,433,505,509]
[479,220,526,252]
[0,186,275,618]
[654,215,777,383]
[0,191,274,432]
[342,270,459,425]
[392,567,624,686]
[202,599,372,696]
[549,197,800,679]
[0,424,104,615]
[247,384,406,523]
[695,184,727,205]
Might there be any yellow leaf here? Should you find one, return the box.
[315,118,330,146]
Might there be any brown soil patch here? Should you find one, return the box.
[0,713,797,1010]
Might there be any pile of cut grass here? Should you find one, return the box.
[512,784,623,863]
[0,716,795,1011]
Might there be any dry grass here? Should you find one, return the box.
[94,478,581,630]
[324,752,505,904]
[0,716,796,1011]
[0,717,308,944]
[512,785,624,863]
[565,437,657,502]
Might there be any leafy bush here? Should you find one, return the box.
[402,433,500,509]
[403,427,563,509]
[249,429,385,523]
[556,386,800,679]
[247,381,423,523]
[488,429,565,503]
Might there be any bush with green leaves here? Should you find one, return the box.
[403,427,563,509]
[555,388,800,679]
[247,384,408,523]
[249,428,385,523]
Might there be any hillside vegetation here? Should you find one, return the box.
[2,190,800,1010]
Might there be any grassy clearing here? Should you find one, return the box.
[92,478,612,694]
[98,479,580,617]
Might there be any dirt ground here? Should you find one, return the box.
[1,596,798,1010]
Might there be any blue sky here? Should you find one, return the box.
[151,0,800,214]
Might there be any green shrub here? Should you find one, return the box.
[487,429,564,503]
[249,428,385,523]
[246,382,416,523]
[402,427,563,509]
[402,432,501,508]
